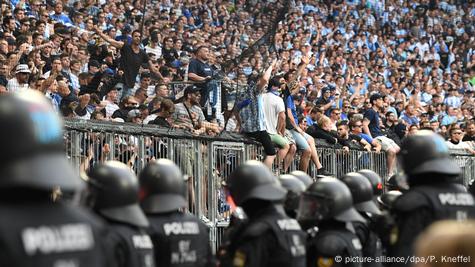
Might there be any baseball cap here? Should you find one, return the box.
[15,64,31,74]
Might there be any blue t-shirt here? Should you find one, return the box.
[364,108,382,137]
[359,133,374,144]
[286,95,299,125]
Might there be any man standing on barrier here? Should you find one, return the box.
[298,177,365,267]
[86,161,156,267]
[222,160,307,267]
[139,159,214,267]
[389,130,475,265]
[0,90,114,266]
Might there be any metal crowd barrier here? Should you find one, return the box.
[63,119,475,251]
[449,149,475,187]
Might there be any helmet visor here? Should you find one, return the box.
[297,194,330,223]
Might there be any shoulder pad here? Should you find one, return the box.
[241,221,271,239]
[315,233,349,256]
[393,190,430,212]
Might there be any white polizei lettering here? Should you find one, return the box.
[163,222,200,236]
[132,235,153,249]
[22,224,94,255]
[171,240,197,264]
[277,219,302,231]
[438,193,475,206]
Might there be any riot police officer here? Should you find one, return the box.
[298,177,365,267]
[341,172,383,267]
[87,161,156,267]
[0,90,113,266]
[279,174,307,218]
[139,159,214,267]
[390,130,475,264]
[223,160,307,267]
[357,169,383,198]
[377,191,402,210]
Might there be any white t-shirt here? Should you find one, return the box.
[262,91,285,135]
[446,140,473,153]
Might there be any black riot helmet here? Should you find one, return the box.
[279,174,307,218]
[377,190,403,210]
[297,177,365,229]
[290,170,313,187]
[87,161,149,227]
[399,130,460,177]
[357,169,383,196]
[0,90,83,192]
[341,172,381,215]
[139,159,187,213]
[227,160,287,206]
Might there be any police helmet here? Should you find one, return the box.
[341,172,381,215]
[279,174,307,218]
[297,177,365,228]
[0,91,82,192]
[386,173,409,192]
[357,169,383,196]
[227,160,286,206]
[290,170,313,187]
[377,190,403,210]
[139,159,187,213]
[87,161,149,227]
[399,130,460,176]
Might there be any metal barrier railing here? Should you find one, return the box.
[449,149,475,187]
[63,119,475,251]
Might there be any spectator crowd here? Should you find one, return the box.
[1,0,475,175]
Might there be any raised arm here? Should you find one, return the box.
[257,59,277,91]
[94,26,124,49]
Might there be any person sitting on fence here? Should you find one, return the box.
[363,93,400,176]
[262,76,296,172]
[284,56,328,174]
[237,60,277,168]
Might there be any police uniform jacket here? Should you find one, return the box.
[390,182,475,264]
[146,211,214,267]
[0,201,114,267]
[225,205,307,267]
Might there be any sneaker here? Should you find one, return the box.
[317,167,332,176]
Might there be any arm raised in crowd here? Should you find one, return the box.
[256,59,277,92]
[94,26,124,49]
